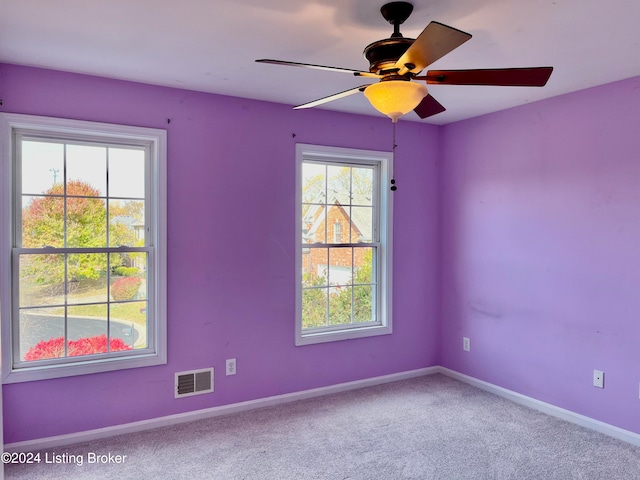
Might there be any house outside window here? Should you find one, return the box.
[0,113,167,383]
[296,144,393,346]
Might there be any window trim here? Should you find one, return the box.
[295,143,393,346]
[0,113,167,383]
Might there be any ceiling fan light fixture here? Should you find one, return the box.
[363,80,428,122]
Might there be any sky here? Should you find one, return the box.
[21,140,146,199]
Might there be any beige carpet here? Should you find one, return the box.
[6,374,640,479]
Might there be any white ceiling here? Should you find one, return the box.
[1,0,639,124]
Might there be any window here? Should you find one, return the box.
[333,222,342,243]
[0,113,167,382]
[296,144,392,345]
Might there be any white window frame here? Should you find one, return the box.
[295,144,393,346]
[0,113,167,383]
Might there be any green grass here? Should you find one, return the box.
[66,302,147,326]
[22,279,147,327]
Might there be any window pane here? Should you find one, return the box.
[329,247,352,286]
[353,247,374,284]
[302,162,326,204]
[21,141,64,195]
[327,165,350,205]
[68,304,108,354]
[110,276,144,302]
[67,144,107,196]
[110,253,147,300]
[327,204,347,244]
[110,200,145,247]
[20,308,66,361]
[302,204,326,244]
[109,148,145,198]
[353,286,374,323]
[351,206,373,243]
[351,167,373,206]
[110,301,147,349]
[68,303,135,356]
[19,254,65,307]
[22,195,64,248]
[66,197,107,247]
[302,248,328,287]
[67,253,108,304]
[301,288,327,329]
[329,286,352,326]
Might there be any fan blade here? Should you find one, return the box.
[293,85,369,110]
[395,22,472,76]
[414,94,446,119]
[256,59,380,78]
[421,67,553,86]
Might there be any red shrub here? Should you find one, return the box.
[68,335,131,356]
[111,277,142,300]
[24,335,131,361]
[24,337,65,360]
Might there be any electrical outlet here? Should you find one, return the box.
[463,337,471,352]
[593,370,604,388]
[226,358,237,376]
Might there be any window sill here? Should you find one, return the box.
[3,351,166,384]
[295,323,392,346]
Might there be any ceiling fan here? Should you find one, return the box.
[256,1,553,122]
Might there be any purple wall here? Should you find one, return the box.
[4,61,639,443]
[0,64,441,443]
[440,76,640,434]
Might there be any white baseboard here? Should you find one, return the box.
[4,366,439,453]
[7,365,640,452]
[438,367,640,447]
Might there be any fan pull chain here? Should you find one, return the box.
[390,121,397,191]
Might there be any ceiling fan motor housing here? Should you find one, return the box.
[364,37,414,74]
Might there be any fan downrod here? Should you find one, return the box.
[380,2,414,38]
